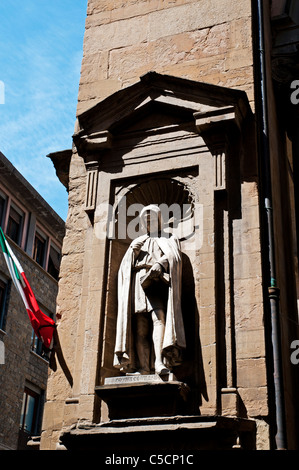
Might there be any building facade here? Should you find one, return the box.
[0,152,64,450]
[40,0,299,451]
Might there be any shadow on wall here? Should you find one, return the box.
[49,329,73,387]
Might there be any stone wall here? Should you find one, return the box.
[41,152,89,449]
[78,0,254,114]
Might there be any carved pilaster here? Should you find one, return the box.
[214,152,226,191]
[72,129,113,218]
[193,106,243,194]
[84,160,99,214]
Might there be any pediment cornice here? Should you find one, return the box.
[73,72,252,158]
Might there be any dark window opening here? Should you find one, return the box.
[33,232,46,267]
[47,245,61,280]
[18,385,45,450]
[31,329,43,356]
[20,388,39,435]
[6,205,24,245]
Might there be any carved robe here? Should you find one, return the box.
[114,233,186,371]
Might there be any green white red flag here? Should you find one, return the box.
[0,227,55,350]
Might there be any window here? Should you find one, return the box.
[33,230,46,267]
[32,227,61,280]
[30,304,54,358]
[18,383,45,449]
[31,328,43,356]
[47,243,61,280]
[0,277,11,331]
[20,387,39,435]
[0,187,27,248]
[6,203,24,245]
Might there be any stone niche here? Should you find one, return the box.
[61,72,259,450]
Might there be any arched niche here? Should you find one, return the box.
[100,173,206,414]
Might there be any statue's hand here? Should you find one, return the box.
[131,240,144,252]
[149,263,162,278]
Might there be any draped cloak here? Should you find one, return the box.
[113,233,186,370]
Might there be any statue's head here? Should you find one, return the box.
[140,204,162,235]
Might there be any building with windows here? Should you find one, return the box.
[40,0,299,451]
[0,151,65,450]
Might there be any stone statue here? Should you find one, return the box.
[114,204,186,376]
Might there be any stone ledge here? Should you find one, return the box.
[60,415,257,451]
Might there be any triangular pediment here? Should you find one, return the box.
[73,72,252,153]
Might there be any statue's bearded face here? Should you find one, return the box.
[144,210,160,234]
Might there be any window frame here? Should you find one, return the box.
[6,201,25,245]
[32,224,61,280]
[46,241,61,280]
[0,184,29,249]
[32,226,47,269]
[19,383,44,437]
[20,387,39,435]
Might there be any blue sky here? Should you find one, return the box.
[0,1,88,221]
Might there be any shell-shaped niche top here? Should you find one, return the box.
[113,177,196,242]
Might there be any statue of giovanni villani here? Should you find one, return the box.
[113,204,186,376]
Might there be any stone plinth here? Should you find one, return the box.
[95,375,190,420]
[221,388,239,417]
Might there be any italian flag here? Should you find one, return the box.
[0,227,55,350]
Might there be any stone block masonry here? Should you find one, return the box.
[77,0,254,114]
